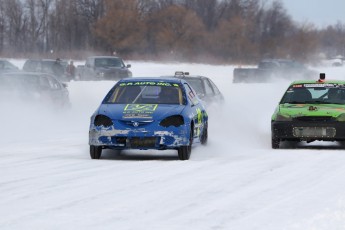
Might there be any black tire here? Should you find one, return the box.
[272,138,280,149]
[90,145,102,159]
[200,124,208,145]
[178,128,193,160]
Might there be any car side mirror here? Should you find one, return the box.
[126,64,131,68]
[62,83,68,88]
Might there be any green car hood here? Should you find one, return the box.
[273,103,345,121]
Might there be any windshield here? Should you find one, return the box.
[95,58,124,68]
[280,84,345,104]
[106,83,184,105]
[0,60,17,70]
[184,78,204,94]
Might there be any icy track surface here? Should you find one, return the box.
[1,60,345,230]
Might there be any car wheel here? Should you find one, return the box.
[178,129,193,160]
[200,123,208,145]
[272,138,280,149]
[90,145,102,159]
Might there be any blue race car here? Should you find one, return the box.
[89,77,208,160]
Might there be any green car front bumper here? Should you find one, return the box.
[272,119,345,142]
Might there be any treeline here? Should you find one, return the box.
[0,0,344,63]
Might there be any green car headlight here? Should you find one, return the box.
[275,114,293,121]
[337,113,345,122]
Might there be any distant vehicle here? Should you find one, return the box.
[0,71,70,108]
[89,77,208,160]
[271,73,345,149]
[332,61,343,67]
[22,58,70,82]
[329,56,344,67]
[77,56,132,80]
[233,59,316,83]
[163,71,224,106]
[0,59,20,73]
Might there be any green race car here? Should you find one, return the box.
[271,74,345,148]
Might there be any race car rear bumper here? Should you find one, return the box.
[271,121,345,141]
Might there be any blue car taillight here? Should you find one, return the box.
[159,115,184,127]
[94,115,113,127]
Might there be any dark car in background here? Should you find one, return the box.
[22,58,70,82]
[0,72,70,108]
[0,59,20,73]
[233,59,317,83]
[77,56,132,80]
[164,71,224,106]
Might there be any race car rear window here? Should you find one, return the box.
[95,58,123,68]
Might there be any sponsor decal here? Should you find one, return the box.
[124,104,158,112]
[123,114,152,119]
[303,83,335,87]
[122,104,158,119]
[119,82,179,87]
[293,83,338,88]
[196,108,202,124]
[195,108,203,136]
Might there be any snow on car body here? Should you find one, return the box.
[271,73,345,148]
[89,77,208,160]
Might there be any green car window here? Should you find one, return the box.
[281,85,345,104]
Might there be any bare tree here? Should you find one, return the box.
[0,0,342,63]
[3,0,25,52]
[22,0,53,53]
[259,0,294,59]
[183,0,218,30]
[148,4,205,59]
[50,0,81,52]
[75,0,105,49]
[320,22,345,58]
[0,0,5,53]
[92,0,146,55]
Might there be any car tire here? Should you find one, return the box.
[90,145,102,159]
[272,138,280,149]
[200,123,208,145]
[178,129,193,160]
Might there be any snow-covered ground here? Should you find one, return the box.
[1,59,345,230]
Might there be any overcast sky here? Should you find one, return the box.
[267,0,345,27]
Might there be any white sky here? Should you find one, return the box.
[267,0,345,27]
